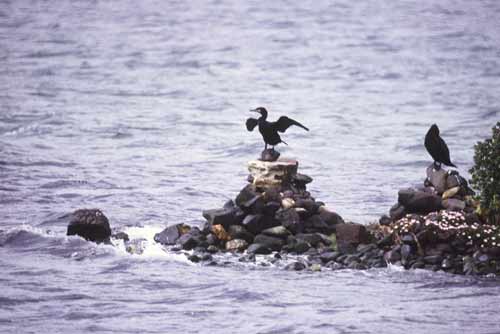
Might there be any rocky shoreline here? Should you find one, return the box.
[66,156,500,276]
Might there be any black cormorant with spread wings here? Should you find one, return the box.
[246,107,309,150]
[425,124,456,169]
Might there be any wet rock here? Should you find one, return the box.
[423,255,443,265]
[411,261,425,269]
[335,223,370,253]
[401,234,415,245]
[304,214,332,234]
[235,184,260,207]
[319,251,341,263]
[228,225,254,243]
[226,239,249,252]
[310,263,322,272]
[384,248,401,263]
[356,243,377,254]
[260,148,280,162]
[112,232,129,242]
[253,234,285,251]
[275,208,303,234]
[398,189,443,214]
[292,173,313,188]
[389,203,406,221]
[262,201,281,216]
[295,198,316,213]
[295,233,323,247]
[188,254,201,263]
[247,243,272,255]
[442,198,466,211]
[401,244,412,261]
[262,226,291,239]
[202,206,244,229]
[318,206,344,229]
[441,258,454,270]
[247,159,298,189]
[154,224,190,245]
[241,214,280,235]
[285,261,306,271]
[207,245,219,253]
[66,209,112,243]
[426,164,448,194]
[446,174,461,189]
[262,187,281,203]
[176,232,203,250]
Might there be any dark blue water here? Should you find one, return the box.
[1,1,500,333]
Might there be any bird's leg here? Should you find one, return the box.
[271,146,275,152]
[265,143,268,151]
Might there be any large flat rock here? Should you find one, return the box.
[247,159,298,189]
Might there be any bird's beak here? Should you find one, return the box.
[249,109,259,113]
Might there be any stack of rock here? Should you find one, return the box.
[377,164,500,275]
[152,158,388,269]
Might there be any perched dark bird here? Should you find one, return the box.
[424,124,456,169]
[246,107,309,150]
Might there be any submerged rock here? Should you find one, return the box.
[154,224,190,245]
[66,209,111,243]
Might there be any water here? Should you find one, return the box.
[1,0,500,333]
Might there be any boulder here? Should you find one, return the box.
[247,243,272,255]
[226,239,249,252]
[154,224,191,245]
[228,225,254,243]
[176,233,201,250]
[389,203,406,221]
[426,164,448,194]
[281,198,295,209]
[262,226,291,239]
[318,207,344,227]
[276,208,303,234]
[241,214,280,235]
[262,201,281,216]
[202,206,244,229]
[335,223,370,253]
[253,234,285,251]
[284,261,306,271]
[292,173,313,188]
[247,159,298,189]
[304,214,333,234]
[398,189,442,214]
[66,209,111,243]
[442,186,460,200]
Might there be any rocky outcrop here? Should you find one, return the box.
[66,209,111,243]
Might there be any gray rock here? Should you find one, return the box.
[292,173,313,188]
[320,251,341,263]
[335,223,370,253]
[176,233,200,250]
[384,248,401,263]
[226,239,248,252]
[112,232,129,242]
[260,148,280,162]
[426,164,448,194]
[207,245,219,253]
[241,214,280,235]
[398,189,442,214]
[401,244,412,261]
[154,224,189,245]
[247,243,272,255]
[285,261,306,271]
[202,206,245,229]
[423,255,443,265]
[389,203,406,221]
[262,201,281,216]
[253,234,285,251]
[66,209,111,243]
[262,226,291,239]
[228,225,254,243]
[379,215,391,226]
[276,208,303,234]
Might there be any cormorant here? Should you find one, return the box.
[246,107,309,150]
[424,124,456,169]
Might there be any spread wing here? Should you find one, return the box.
[273,116,309,133]
[246,118,258,131]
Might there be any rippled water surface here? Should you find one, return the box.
[1,1,500,333]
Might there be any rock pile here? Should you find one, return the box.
[377,164,500,275]
[151,158,389,270]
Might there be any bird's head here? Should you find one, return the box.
[250,107,268,119]
[429,124,440,135]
